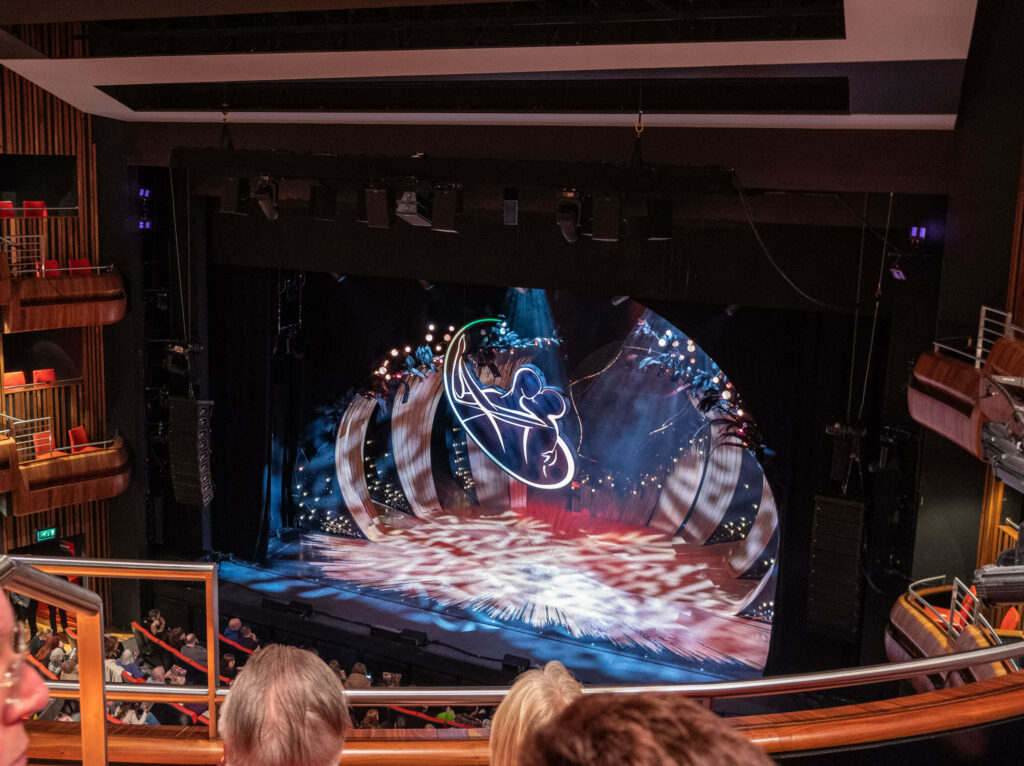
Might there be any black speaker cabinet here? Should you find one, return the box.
[806,494,865,640]
[168,397,214,507]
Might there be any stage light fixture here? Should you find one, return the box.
[647,196,673,241]
[396,187,432,227]
[308,182,338,221]
[504,188,519,226]
[591,194,622,242]
[251,176,279,221]
[431,183,462,233]
[556,189,582,243]
[611,295,630,306]
[219,176,250,215]
[364,186,393,229]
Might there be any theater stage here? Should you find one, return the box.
[218,505,771,685]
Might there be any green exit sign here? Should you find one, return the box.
[35,527,57,543]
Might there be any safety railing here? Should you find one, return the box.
[8,557,220,748]
[931,305,1020,368]
[0,412,53,458]
[0,234,47,278]
[15,555,1024,766]
[0,556,107,766]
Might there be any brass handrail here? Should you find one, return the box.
[0,556,107,766]
[10,555,220,744]
[42,633,1024,708]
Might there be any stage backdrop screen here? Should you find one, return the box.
[289,284,778,682]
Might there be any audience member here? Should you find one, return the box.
[166,626,187,650]
[521,692,775,766]
[33,633,59,666]
[117,648,145,679]
[220,644,349,766]
[0,595,50,766]
[8,592,37,638]
[59,658,79,682]
[180,633,206,664]
[490,661,583,766]
[220,652,238,680]
[237,625,260,651]
[344,661,371,689]
[223,617,242,642]
[328,659,347,684]
[103,635,123,683]
[47,647,66,677]
[362,708,380,729]
[437,706,456,724]
[147,665,166,684]
[28,627,52,657]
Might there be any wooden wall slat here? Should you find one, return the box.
[0,24,111,605]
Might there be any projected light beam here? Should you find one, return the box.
[442,319,577,490]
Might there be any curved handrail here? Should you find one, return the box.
[0,556,107,766]
[42,639,1024,709]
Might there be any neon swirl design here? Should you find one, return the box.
[442,319,577,490]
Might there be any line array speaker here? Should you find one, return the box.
[168,397,214,507]
[806,494,865,640]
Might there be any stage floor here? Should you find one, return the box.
[219,506,772,684]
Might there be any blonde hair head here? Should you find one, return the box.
[220,644,349,766]
[489,661,583,766]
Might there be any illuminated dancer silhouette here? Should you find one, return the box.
[443,320,576,489]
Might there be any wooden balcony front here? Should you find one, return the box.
[0,433,129,517]
[0,236,126,333]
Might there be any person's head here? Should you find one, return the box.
[220,644,349,766]
[0,596,50,766]
[147,609,161,621]
[490,661,583,766]
[104,634,119,660]
[119,649,133,665]
[222,653,236,670]
[185,633,198,647]
[351,662,367,677]
[60,659,77,677]
[48,647,65,666]
[520,692,775,766]
[149,665,166,683]
[363,708,380,728]
[227,617,242,632]
[239,626,252,638]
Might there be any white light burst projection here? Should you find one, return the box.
[307,511,770,667]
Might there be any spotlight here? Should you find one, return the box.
[219,176,250,215]
[251,176,279,221]
[431,184,461,233]
[308,182,337,221]
[611,295,630,306]
[556,189,581,243]
[514,287,529,295]
[504,188,519,226]
[591,194,622,242]
[396,187,432,227]
[390,349,399,356]
[647,197,673,241]
[364,186,393,229]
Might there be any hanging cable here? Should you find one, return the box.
[168,167,189,344]
[857,191,894,423]
[734,175,876,311]
[845,193,869,424]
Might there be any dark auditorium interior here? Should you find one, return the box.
[3,0,1024,763]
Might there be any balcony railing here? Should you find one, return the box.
[10,556,1024,765]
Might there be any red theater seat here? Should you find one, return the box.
[32,368,56,385]
[0,201,13,218]
[39,259,60,277]
[23,201,47,218]
[33,431,67,460]
[68,258,91,275]
[68,425,101,453]
[3,371,25,388]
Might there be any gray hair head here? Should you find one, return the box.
[119,649,134,665]
[220,644,349,766]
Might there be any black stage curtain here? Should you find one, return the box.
[209,263,277,561]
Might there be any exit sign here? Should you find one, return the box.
[35,527,57,543]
